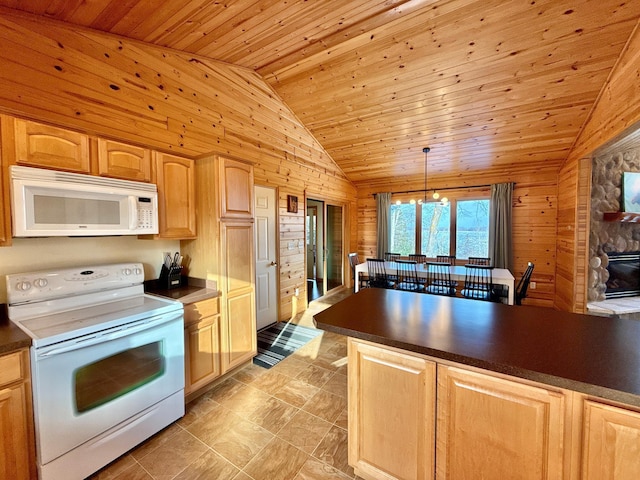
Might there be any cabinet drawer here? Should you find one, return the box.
[0,351,24,387]
[184,297,220,325]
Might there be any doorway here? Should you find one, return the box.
[306,198,344,302]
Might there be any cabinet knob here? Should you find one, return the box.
[270,261,278,267]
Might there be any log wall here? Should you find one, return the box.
[0,9,357,320]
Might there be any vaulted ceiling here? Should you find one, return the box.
[1,0,639,188]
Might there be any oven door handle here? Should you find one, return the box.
[37,315,179,357]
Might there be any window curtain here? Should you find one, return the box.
[489,183,514,270]
[376,192,391,259]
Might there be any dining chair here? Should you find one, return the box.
[467,256,491,266]
[436,255,456,264]
[461,264,494,301]
[384,252,401,261]
[366,258,395,289]
[409,253,427,264]
[395,260,424,292]
[424,261,456,296]
[348,252,369,291]
[493,262,535,305]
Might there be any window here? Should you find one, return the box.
[390,198,489,259]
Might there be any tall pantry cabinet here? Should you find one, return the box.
[181,155,257,373]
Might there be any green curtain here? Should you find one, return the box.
[376,192,391,259]
[489,183,514,270]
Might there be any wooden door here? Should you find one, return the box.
[348,339,436,480]
[254,185,278,330]
[96,139,151,181]
[154,152,196,239]
[14,118,90,173]
[582,400,640,480]
[218,157,254,219]
[436,365,567,480]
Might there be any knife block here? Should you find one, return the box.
[159,264,182,289]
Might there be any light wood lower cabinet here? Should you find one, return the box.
[436,365,567,480]
[0,349,36,480]
[582,400,640,480]
[183,297,221,395]
[348,339,436,480]
[348,339,575,480]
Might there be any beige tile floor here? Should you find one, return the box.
[90,288,356,480]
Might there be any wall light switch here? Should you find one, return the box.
[530,282,536,289]
[294,287,299,296]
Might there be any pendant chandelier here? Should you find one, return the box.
[397,147,449,206]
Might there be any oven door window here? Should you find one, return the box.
[74,342,165,413]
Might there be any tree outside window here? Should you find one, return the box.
[389,197,489,259]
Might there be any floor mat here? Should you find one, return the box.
[253,321,323,369]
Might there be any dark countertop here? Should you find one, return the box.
[144,277,219,304]
[0,304,32,354]
[313,288,640,408]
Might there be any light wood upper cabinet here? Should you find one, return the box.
[218,157,254,219]
[14,118,90,173]
[436,365,567,480]
[348,339,436,480]
[0,117,12,246]
[582,400,640,480]
[0,349,36,480]
[153,152,196,239]
[96,139,151,182]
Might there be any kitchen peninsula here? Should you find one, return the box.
[314,288,640,480]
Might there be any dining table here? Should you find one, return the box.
[354,261,516,305]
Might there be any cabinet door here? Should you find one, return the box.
[436,365,566,480]
[0,117,12,245]
[184,315,221,395]
[218,157,254,219]
[220,220,256,372]
[97,139,151,182]
[154,152,196,238]
[14,118,90,173]
[0,350,35,480]
[348,339,436,480]
[582,400,640,480]
[222,289,257,372]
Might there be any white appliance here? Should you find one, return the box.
[6,263,184,480]
[10,165,159,236]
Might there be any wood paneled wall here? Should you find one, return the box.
[556,21,640,312]
[0,8,356,320]
[357,167,559,308]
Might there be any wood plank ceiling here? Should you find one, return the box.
[1,0,639,189]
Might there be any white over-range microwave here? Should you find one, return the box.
[10,165,159,237]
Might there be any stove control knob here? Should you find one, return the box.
[16,281,31,291]
[123,268,132,276]
[34,278,48,288]
[134,267,143,276]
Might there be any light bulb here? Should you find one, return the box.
[418,199,423,204]
[432,191,440,200]
[441,197,449,204]
[410,199,416,205]
[395,200,401,205]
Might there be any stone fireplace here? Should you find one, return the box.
[589,145,640,302]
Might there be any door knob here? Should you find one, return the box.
[270,261,278,266]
